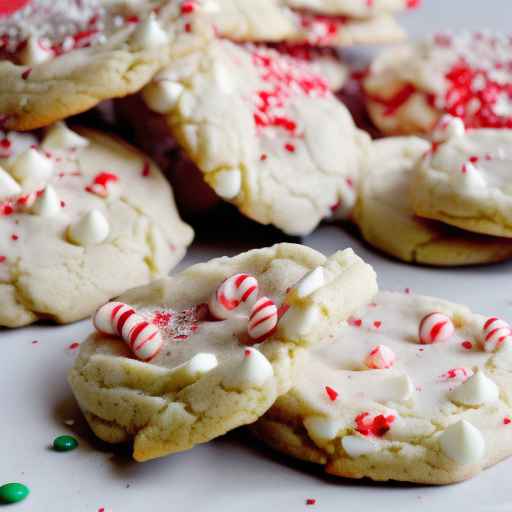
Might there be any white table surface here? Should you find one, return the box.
[2,2,512,511]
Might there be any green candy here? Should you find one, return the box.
[53,435,78,452]
[0,483,29,504]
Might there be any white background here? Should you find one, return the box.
[2,1,512,511]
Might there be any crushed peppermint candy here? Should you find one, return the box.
[355,412,395,437]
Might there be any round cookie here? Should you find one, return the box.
[363,32,512,135]
[0,122,193,327]
[0,0,209,130]
[412,124,512,238]
[282,0,420,18]
[194,0,406,46]
[140,38,370,235]
[354,136,512,265]
[253,291,512,485]
[68,244,378,461]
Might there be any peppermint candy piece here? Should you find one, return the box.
[418,312,454,344]
[481,317,512,353]
[365,345,396,369]
[248,297,278,342]
[93,302,163,362]
[208,273,259,320]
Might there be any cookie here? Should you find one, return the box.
[68,244,378,461]
[354,136,512,265]
[282,0,421,18]
[196,0,406,46]
[363,32,512,135]
[412,121,512,238]
[0,122,193,327]
[0,0,209,131]
[140,39,369,235]
[253,291,512,484]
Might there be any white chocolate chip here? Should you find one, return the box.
[67,210,110,246]
[31,185,60,217]
[342,435,379,458]
[212,169,242,199]
[451,162,487,191]
[439,420,485,465]
[131,14,168,49]
[222,348,273,391]
[279,303,320,340]
[0,166,21,199]
[42,122,89,150]
[432,114,465,142]
[449,370,499,406]
[293,267,325,299]
[19,36,53,65]
[10,148,54,188]
[142,81,184,113]
[303,416,343,442]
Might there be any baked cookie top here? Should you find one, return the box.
[254,291,512,484]
[69,244,378,461]
[142,39,369,235]
[282,0,420,18]
[0,0,209,130]
[412,119,512,238]
[193,0,405,46]
[354,135,512,265]
[0,122,193,327]
[364,32,512,135]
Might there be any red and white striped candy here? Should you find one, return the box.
[93,302,163,362]
[419,312,455,344]
[209,273,259,320]
[481,317,512,352]
[248,297,278,342]
[365,345,396,369]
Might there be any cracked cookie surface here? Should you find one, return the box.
[141,39,369,235]
[0,0,208,130]
[253,291,512,484]
[69,243,377,461]
[0,123,193,327]
[354,136,512,265]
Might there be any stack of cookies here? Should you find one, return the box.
[1,0,511,494]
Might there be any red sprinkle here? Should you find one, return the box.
[69,342,80,350]
[504,418,511,425]
[373,321,382,329]
[11,234,18,241]
[284,143,295,153]
[306,499,316,506]
[348,317,362,327]
[325,385,338,402]
[21,68,32,80]
[355,412,395,437]
[461,340,473,350]
[244,349,252,357]
[0,256,5,263]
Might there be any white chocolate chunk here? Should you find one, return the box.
[450,162,487,191]
[293,267,325,299]
[449,370,499,406]
[19,36,53,65]
[279,303,320,340]
[439,420,486,465]
[32,185,60,217]
[0,166,21,199]
[303,416,343,442]
[131,14,169,49]
[432,114,465,143]
[212,169,242,199]
[342,435,379,458]
[67,210,110,246]
[10,148,54,188]
[142,81,184,113]
[222,348,273,391]
[42,122,89,150]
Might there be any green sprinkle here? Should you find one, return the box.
[53,435,78,452]
[0,483,29,504]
